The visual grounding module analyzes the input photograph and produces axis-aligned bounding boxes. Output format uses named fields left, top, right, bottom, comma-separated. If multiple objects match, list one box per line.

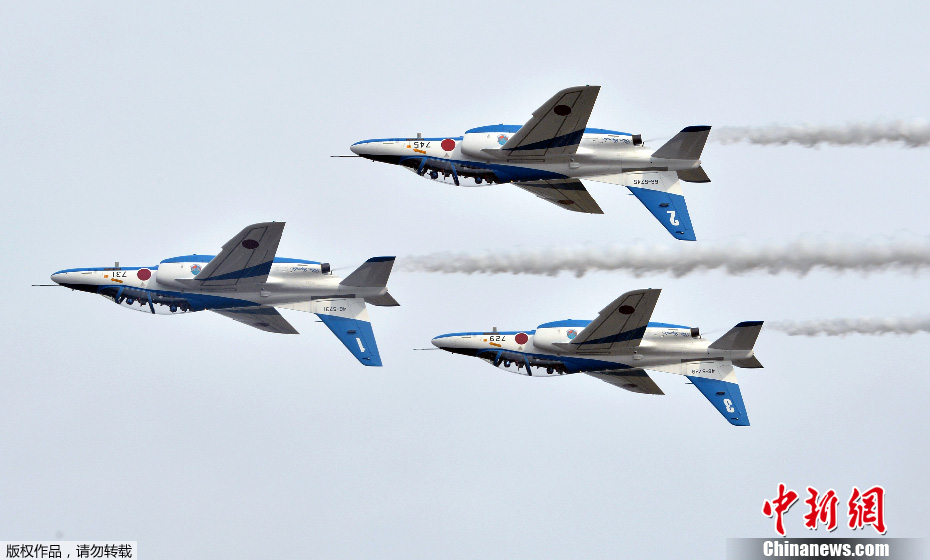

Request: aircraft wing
left=566, top=289, right=662, bottom=354
left=500, top=85, right=600, bottom=157
left=585, top=368, right=665, bottom=395
left=212, top=306, right=299, bottom=334
left=185, top=222, right=286, bottom=287
left=513, top=179, right=604, bottom=214
left=311, top=298, right=382, bottom=367
left=624, top=172, right=696, bottom=241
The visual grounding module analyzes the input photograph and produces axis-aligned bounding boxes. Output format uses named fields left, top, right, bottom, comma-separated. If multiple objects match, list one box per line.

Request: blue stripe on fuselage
left=474, top=347, right=632, bottom=373
left=204, top=261, right=274, bottom=281
left=433, top=330, right=536, bottom=339
left=399, top=156, right=568, bottom=183
left=535, top=320, right=691, bottom=329
left=465, top=125, right=632, bottom=136
left=352, top=136, right=463, bottom=146
left=54, top=265, right=159, bottom=274
left=505, top=129, right=585, bottom=152
left=160, top=255, right=320, bottom=265
left=92, top=284, right=257, bottom=312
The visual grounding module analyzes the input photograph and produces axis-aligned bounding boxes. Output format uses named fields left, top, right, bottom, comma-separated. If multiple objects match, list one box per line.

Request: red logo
left=803, top=487, right=839, bottom=532
left=762, top=483, right=799, bottom=537
left=514, top=332, right=529, bottom=345
left=136, top=268, right=152, bottom=281
left=848, top=486, right=886, bottom=534
left=440, top=139, right=456, bottom=152
left=763, top=484, right=886, bottom=536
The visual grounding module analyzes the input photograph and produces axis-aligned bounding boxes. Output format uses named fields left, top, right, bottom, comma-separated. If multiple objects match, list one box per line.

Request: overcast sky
left=2, top=2, right=928, bottom=558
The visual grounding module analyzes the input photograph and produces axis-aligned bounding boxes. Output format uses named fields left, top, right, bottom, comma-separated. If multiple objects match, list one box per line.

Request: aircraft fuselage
left=431, top=321, right=754, bottom=377
left=51, top=256, right=389, bottom=314
left=351, top=126, right=702, bottom=186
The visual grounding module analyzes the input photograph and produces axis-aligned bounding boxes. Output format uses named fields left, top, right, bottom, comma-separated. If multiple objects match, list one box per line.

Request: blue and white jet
left=351, top=86, right=711, bottom=241
left=50, top=222, right=397, bottom=366
left=431, top=289, right=763, bottom=425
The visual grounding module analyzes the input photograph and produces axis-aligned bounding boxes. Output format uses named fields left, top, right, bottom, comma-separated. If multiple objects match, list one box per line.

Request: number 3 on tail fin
left=667, top=210, right=679, bottom=226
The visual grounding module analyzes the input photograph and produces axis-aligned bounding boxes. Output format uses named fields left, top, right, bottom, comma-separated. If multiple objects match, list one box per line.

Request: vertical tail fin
left=709, top=321, right=763, bottom=351
left=709, top=321, right=764, bottom=368
left=341, top=256, right=396, bottom=288
left=652, top=126, right=711, bottom=160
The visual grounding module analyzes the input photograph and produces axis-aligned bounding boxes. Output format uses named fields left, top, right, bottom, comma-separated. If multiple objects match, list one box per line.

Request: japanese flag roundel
left=515, top=332, right=529, bottom=345
left=441, top=138, right=456, bottom=152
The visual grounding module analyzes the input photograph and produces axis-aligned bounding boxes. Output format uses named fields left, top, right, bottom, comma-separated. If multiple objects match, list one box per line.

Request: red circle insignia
left=515, top=332, right=529, bottom=345
left=136, top=268, right=152, bottom=281
left=440, top=138, right=456, bottom=152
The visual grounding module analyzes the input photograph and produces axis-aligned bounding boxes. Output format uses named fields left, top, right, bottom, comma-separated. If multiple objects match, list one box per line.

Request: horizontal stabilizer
left=585, top=368, right=665, bottom=395
left=688, top=375, right=750, bottom=426
left=677, top=166, right=711, bottom=183
left=652, top=126, right=711, bottom=160
left=733, top=355, right=764, bottom=368
left=514, top=179, right=604, bottom=214
left=212, top=306, right=299, bottom=334
left=341, top=256, right=396, bottom=288
left=365, top=292, right=400, bottom=307
left=710, top=321, right=764, bottom=351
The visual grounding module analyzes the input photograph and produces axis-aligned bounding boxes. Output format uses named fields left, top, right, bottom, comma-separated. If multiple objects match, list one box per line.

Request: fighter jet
left=49, top=222, right=398, bottom=366
left=351, top=86, right=710, bottom=241
left=431, top=289, right=763, bottom=425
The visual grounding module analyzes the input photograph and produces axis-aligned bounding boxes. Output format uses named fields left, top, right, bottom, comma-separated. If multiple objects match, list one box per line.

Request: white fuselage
left=431, top=323, right=754, bottom=377
left=351, top=127, right=701, bottom=186
left=51, top=256, right=389, bottom=314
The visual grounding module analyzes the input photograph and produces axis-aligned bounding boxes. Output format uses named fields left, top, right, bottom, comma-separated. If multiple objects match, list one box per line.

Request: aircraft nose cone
left=350, top=143, right=363, bottom=155
left=50, top=272, right=64, bottom=284
left=430, top=337, right=443, bottom=349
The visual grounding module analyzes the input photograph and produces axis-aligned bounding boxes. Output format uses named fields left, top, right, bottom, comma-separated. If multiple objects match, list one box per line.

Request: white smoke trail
left=402, top=236, right=930, bottom=278
left=769, top=316, right=930, bottom=337
left=713, top=120, right=930, bottom=148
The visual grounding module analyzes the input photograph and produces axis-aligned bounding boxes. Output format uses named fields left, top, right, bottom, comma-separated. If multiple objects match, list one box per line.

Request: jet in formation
left=351, top=85, right=711, bottom=241
left=431, top=289, right=763, bottom=425
left=49, top=222, right=397, bottom=366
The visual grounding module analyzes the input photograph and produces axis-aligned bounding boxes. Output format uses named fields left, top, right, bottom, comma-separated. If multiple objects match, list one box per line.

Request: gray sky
left=2, top=1, right=928, bottom=558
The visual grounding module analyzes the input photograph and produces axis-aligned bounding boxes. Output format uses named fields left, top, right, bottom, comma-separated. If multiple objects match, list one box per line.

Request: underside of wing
left=212, top=306, right=299, bottom=334
left=514, top=179, right=604, bottom=214
left=188, top=222, right=286, bottom=287
left=585, top=369, right=665, bottom=395
left=569, top=289, right=662, bottom=354
left=500, top=85, right=600, bottom=157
